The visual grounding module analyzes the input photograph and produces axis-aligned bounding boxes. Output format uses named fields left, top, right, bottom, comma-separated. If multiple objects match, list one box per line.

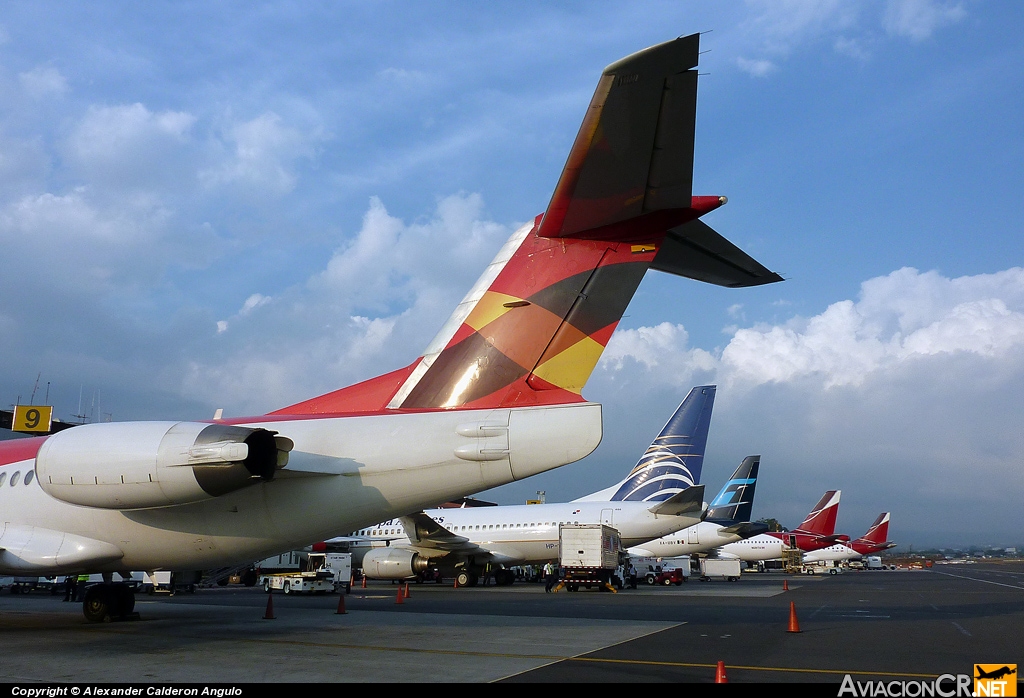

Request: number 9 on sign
left=12, top=405, right=53, bottom=433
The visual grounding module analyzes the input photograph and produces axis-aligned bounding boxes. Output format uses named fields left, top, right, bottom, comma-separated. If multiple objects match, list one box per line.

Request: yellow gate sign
left=12, top=405, right=53, bottom=433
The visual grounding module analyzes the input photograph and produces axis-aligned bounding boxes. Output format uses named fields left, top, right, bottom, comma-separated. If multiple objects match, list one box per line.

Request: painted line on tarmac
left=933, top=571, right=1024, bottom=590
left=950, top=622, right=971, bottom=636
left=564, top=657, right=939, bottom=679
left=495, top=622, right=687, bottom=681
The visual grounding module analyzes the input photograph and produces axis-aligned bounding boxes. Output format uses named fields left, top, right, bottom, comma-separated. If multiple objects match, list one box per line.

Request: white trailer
left=699, top=558, right=742, bottom=582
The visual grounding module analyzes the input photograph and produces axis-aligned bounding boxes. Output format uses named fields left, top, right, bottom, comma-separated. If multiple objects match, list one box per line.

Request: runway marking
left=950, top=622, right=971, bottom=637
left=495, top=622, right=686, bottom=681
left=809, top=604, right=827, bottom=618
left=934, top=571, right=1024, bottom=590
left=563, top=657, right=941, bottom=679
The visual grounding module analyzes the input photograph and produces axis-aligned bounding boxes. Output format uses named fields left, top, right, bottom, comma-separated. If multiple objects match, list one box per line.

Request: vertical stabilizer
left=577, top=385, right=716, bottom=502
left=705, top=455, right=760, bottom=523
left=794, top=490, right=841, bottom=536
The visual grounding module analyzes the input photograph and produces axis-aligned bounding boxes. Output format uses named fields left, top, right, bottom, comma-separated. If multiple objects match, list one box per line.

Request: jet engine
left=361, top=547, right=429, bottom=579
left=36, top=421, right=293, bottom=510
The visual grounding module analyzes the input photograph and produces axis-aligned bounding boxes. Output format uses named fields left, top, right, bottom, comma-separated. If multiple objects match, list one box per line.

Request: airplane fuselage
left=0, top=403, right=601, bottom=574
left=626, top=520, right=744, bottom=558
left=346, top=499, right=702, bottom=566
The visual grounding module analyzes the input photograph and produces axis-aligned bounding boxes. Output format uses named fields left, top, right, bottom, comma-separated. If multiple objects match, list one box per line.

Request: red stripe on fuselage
left=0, top=436, right=45, bottom=467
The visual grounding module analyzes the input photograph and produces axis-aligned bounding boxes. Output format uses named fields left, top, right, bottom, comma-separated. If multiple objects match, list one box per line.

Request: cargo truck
left=557, top=524, right=622, bottom=592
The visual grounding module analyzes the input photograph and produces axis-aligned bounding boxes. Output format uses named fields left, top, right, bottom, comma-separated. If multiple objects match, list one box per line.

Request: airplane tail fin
left=272, top=35, right=779, bottom=416
left=577, top=385, right=716, bottom=502
left=705, top=455, right=760, bottom=523
left=852, top=512, right=895, bottom=553
left=794, top=490, right=841, bottom=536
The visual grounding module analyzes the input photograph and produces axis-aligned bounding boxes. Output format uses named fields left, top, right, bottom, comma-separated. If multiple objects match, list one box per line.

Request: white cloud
left=63, top=103, right=196, bottom=187
left=200, top=112, right=315, bottom=196
left=19, top=65, right=67, bottom=98
left=736, top=56, right=777, bottom=78
left=604, top=267, right=1024, bottom=390
left=883, top=0, right=967, bottom=41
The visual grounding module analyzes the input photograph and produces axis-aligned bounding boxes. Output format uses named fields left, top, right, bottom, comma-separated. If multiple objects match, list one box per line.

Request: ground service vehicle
left=261, top=553, right=338, bottom=594
left=559, top=524, right=622, bottom=591
left=699, top=558, right=741, bottom=582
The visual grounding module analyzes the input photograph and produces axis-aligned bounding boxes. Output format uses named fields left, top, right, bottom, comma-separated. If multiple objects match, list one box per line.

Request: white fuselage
left=626, top=520, right=745, bottom=558
left=0, top=403, right=601, bottom=575
left=713, top=534, right=787, bottom=562
left=802, top=544, right=860, bottom=564
left=349, top=499, right=702, bottom=566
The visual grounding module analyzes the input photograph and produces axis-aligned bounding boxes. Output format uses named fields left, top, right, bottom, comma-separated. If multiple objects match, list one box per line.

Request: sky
left=1, top=1, right=1022, bottom=548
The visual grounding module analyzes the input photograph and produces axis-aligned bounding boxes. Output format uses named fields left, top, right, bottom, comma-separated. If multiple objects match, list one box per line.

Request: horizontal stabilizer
left=718, top=521, right=770, bottom=538
left=651, top=219, right=784, bottom=288
left=648, top=483, right=705, bottom=517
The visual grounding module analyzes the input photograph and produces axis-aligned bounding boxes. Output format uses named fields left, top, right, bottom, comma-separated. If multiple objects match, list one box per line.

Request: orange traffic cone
left=715, top=661, right=728, bottom=683
left=361, top=576, right=367, bottom=589
left=336, top=593, right=347, bottom=615
left=395, top=586, right=404, bottom=605
left=453, top=577, right=459, bottom=588
left=783, top=579, right=789, bottom=591
left=787, top=601, right=801, bottom=633
left=404, top=582, right=410, bottom=599
left=263, top=593, right=275, bottom=620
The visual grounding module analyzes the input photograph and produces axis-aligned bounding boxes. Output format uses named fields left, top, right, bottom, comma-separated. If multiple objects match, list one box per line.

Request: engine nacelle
left=361, top=547, right=429, bottom=579
left=36, top=421, right=292, bottom=510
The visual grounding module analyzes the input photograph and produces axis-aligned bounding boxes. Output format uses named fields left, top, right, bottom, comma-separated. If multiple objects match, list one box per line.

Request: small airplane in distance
left=334, top=385, right=716, bottom=587
left=0, top=33, right=782, bottom=621
left=802, top=512, right=896, bottom=564
left=625, top=454, right=768, bottom=558
left=709, top=490, right=844, bottom=562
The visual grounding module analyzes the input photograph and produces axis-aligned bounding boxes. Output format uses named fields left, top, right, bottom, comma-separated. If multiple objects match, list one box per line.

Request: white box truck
left=558, top=524, right=622, bottom=591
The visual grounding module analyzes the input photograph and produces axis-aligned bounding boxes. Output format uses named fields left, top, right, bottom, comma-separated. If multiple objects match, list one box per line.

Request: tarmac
left=0, top=562, right=1021, bottom=684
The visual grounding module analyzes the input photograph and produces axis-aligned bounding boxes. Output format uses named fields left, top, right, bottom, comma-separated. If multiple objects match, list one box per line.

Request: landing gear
left=455, top=570, right=479, bottom=587
left=82, top=583, right=136, bottom=622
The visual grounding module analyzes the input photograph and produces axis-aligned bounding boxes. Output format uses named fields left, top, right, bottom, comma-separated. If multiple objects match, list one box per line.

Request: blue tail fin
left=705, top=455, right=760, bottom=524
left=604, top=385, right=716, bottom=502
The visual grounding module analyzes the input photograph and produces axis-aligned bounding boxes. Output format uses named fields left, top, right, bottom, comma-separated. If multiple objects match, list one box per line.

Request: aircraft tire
left=82, top=586, right=112, bottom=623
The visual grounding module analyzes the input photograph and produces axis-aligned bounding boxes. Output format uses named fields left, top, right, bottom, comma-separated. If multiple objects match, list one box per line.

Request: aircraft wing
left=398, top=513, right=492, bottom=557
left=647, top=484, right=706, bottom=517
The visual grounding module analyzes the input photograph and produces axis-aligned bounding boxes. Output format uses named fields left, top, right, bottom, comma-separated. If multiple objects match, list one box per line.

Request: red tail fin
left=794, top=490, right=841, bottom=536
left=270, top=34, right=780, bottom=416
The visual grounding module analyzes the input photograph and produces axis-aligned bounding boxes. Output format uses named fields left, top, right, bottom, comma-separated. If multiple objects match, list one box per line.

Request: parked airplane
left=344, top=386, right=716, bottom=586
left=0, top=34, right=782, bottom=620
left=802, top=512, right=896, bottom=564
left=626, top=455, right=768, bottom=558
left=710, top=490, right=844, bottom=562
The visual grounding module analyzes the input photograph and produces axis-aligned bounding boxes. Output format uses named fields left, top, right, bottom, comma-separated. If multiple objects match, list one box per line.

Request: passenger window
left=0, top=472, right=6, bottom=486
left=24, top=471, right=34, bottom=486
left=10, top=471, right=20, bottom=486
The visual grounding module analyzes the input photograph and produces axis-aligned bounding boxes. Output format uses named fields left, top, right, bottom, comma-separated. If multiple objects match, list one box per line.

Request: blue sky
left=2, top=1, right=1022, bottom=547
